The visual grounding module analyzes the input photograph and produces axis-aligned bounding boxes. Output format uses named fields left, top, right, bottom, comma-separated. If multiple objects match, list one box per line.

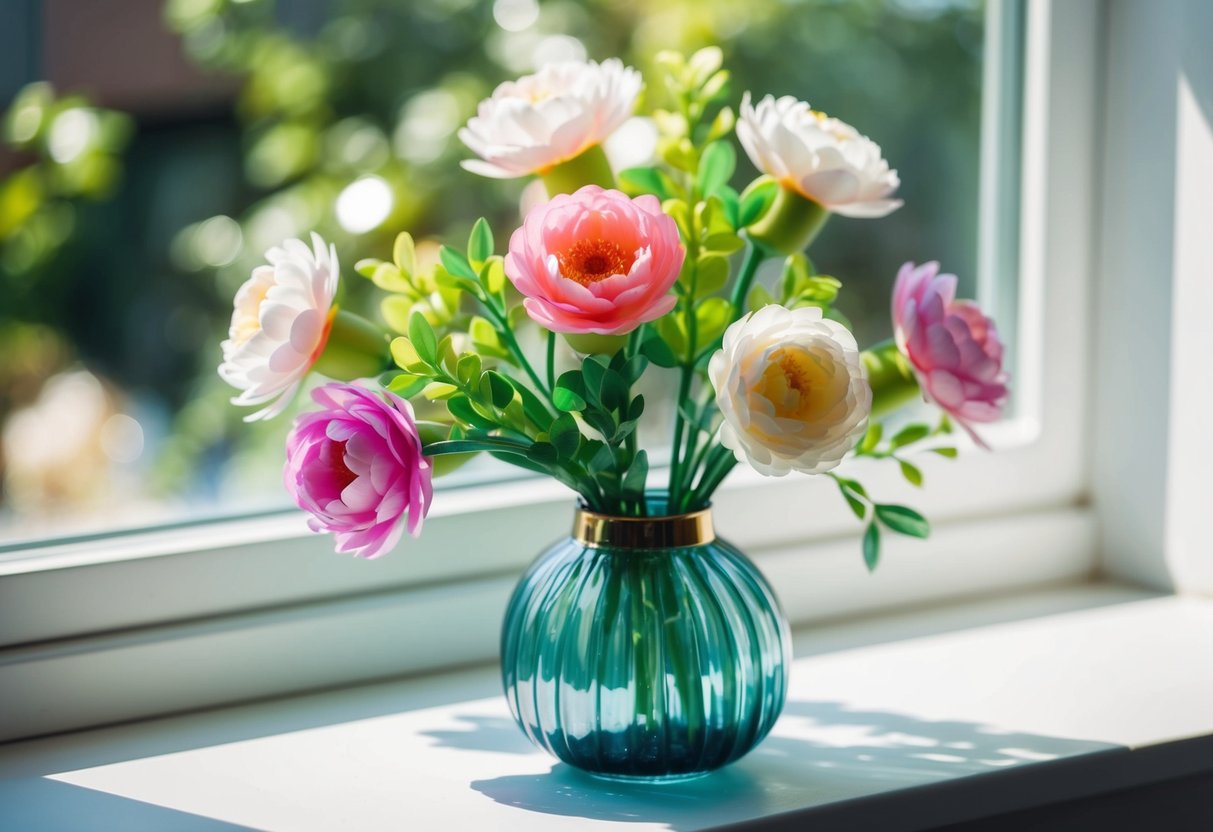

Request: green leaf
left=422, top=381, right=459, bottom=400
left=890, top=423, right=931, bottom=449
left=618, top=166, right=675, bottom=200
left=839, top=477, right=868, bottom=498
left=502, top=375, right=554, bottom=426
left=581, top=357, right=607, bottom=406
left=527, top=441, right=558, bottom=465
left=622, top=449, right=649, bottom=500
left=469, top=316, right=509, bottom=360
left=932, top=446, right=959, bottom=459
left=553, top=388, right=587, bottom=412
left=640, top=334, right=679, bottom=368
left=863, top=523, right=881, bottom=572
left=393, top=232, right=416, bottom=277
left=599, top=368, right=629, bottom=412
left=704, top=105, right=735, bottom=143
left=408, top=312, right=438, bottom=364
left=843, top=491, right=868, bottom=521
left=739, top=176, right=779, bottom=227
left=482, top=370, right=516, bottom=409
left=439, top=245, right=478, bottom=282
left=481, top=257, right=506, bottom=295
left=554, top=370, right=587, bottom=412
left=899, top=459, right=924, bottom=487
left=370, top=262, right=411, bottom=293
left=468, top=218, right=493, bottom=268
left=355, top=258, right=383, bottom=279
left=582, top=407, right=618, bottom=443
left=380, top=295, right=414, bottom=335
left=694, top=297, right=732, bottom=351
left=553, top=390, right=584, bottom=414
left=662, top=198, right=692, bottom=241
left=697, top=140, right=736, bottom=197
left=386, top=373, right=427, bottom=398
left=875, top=504, right=930, bottom=538
left=433, top=265, right=479, bottom=295
left=702, top=230, right=745, bottom=254
left=390, top=337, right=428, bottom=373
left=425, top=438, right=527, bottom=456
left=695, top=253, right=729, bottom=297
left=746, top=282, right=776, bottom=313
left=549, top=413, right=582, bottom=459
left=628, top=394, right=646, bottom=422
left=455, top=353, right=482, bottom=386
left=445, top=396, right=498, bottom=430
left=858, top=422, right=883, bottom=454
left=587, top=442, right=616, bottom=474
left=621, top=355, right=649, bottom=385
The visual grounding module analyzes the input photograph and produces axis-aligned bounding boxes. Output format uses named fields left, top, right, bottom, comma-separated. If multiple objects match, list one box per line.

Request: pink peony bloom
left=285, top=382, right=433, bottom=558
left=892, top=261, right=1009, bottom=447
left=504, top=185, right=685, bottom=336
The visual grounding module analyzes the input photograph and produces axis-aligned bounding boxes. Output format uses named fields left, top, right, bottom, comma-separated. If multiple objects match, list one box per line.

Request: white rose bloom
left=737, top=93, right=902, bottom=219
left=708, top=305, right=871, bottom=476
left=219, top=233, right=339, bottom=422
left=459, top=58, right=642, bottom=179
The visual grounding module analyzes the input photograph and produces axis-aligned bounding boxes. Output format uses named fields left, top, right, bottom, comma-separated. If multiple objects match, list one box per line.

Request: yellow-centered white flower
left=737, top=93, right=902, bottom=218
left=459, top=58, right=642, bottom=179
left=219, top=233, right=339, bottom=422
left=709, top=305, right=871, bottom=476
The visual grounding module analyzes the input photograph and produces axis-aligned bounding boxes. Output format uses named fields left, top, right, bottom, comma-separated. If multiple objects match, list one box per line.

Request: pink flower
left=892, top=262, right=1009, bottom=447
left=285, top=382, right=433, bottom=558
left=504, top=185, right=685, bottom=335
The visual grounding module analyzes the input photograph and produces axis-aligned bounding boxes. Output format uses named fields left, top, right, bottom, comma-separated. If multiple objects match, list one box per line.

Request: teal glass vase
left=500, top=498, right=791, bottom=782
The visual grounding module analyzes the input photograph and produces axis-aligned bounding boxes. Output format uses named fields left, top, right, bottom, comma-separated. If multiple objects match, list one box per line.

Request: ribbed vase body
left=500, top=509, right=791, bottom=781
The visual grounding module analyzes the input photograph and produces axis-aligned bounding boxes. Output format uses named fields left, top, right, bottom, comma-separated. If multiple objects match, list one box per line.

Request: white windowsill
left=2, top=582, right=1211, bottom=831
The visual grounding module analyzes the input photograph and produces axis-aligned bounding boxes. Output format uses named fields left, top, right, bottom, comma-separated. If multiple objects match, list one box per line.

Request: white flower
left=708, top=305, right=871, bottom=476
left=218, top=233, right=339, bottom=422
left=459, top=58, right=642, bottom=179
left=737, top=93, right=902, bottom=219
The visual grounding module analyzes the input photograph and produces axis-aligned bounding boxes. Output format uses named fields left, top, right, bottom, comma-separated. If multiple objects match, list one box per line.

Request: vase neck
left=572, top=505, right=715, bottom=550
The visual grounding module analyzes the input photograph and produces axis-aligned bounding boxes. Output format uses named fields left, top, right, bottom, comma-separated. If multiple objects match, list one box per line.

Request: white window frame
left=0, top=0, right=1112, bottom=741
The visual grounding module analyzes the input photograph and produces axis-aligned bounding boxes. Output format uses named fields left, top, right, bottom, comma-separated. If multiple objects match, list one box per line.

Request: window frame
left=0, top=0, right=1108, bottom=742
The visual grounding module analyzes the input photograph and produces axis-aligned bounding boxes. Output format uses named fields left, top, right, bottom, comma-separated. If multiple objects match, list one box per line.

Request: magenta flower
left=892, top=261, right=1009, bottom=447
left=504, top=185, right=685, bottom=336
left=285, top=382, right=433, bottom=558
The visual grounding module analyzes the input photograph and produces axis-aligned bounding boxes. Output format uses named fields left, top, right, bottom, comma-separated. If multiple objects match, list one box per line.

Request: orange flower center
left=557, top=239, right=635, bottom=286
left=755, top=347, right=835, bottom=421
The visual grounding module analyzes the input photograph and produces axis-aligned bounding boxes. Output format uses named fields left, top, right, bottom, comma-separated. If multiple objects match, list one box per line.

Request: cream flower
left=737, top=93, right=902, bottom=218
left=459, top=58, right=642, bottom=179
left=219, top=233, right=339, bottom=421
left=709, top=305, right=871, bottom=476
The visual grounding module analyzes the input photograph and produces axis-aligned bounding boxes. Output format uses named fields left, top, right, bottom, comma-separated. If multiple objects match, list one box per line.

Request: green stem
left=693, top=448, right=737, bottom=505
left=545, top=329, right=556, bottom=393
left=667, top=359, right=694, bottom=506
left=728, top=240, right=767, bottom=322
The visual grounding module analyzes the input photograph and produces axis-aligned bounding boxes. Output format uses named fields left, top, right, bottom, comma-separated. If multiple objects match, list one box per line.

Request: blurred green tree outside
left=0, top=0, right=985, bottom=542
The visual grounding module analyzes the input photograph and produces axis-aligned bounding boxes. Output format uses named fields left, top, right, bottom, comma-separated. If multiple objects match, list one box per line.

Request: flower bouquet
left=220, top=49, right=1008, bottom=781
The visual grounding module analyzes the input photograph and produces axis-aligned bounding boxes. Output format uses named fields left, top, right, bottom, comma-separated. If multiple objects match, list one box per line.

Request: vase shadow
left=445, top=699, right=1120, bottom=830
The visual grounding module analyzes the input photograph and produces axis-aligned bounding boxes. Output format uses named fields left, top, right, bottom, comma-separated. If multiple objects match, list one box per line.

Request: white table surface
left=2, top=583, right=1211, bottom=831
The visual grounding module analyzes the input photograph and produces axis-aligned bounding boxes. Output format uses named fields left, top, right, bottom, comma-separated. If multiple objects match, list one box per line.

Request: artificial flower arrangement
left=219, top=50, right=1007, bottom=565
left=219, top=48, right=1008, bottom=780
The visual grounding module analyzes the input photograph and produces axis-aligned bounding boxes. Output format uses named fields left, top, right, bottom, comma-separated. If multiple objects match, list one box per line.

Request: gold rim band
left=573, top=506, right=715, bottom=549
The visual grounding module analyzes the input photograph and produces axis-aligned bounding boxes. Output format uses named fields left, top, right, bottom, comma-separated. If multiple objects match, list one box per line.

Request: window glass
left=0, top=0, right=987, bottom=545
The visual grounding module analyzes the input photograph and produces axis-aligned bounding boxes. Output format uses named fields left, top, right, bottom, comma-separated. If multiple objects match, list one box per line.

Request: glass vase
left=500, top=497, right=792, bottom=782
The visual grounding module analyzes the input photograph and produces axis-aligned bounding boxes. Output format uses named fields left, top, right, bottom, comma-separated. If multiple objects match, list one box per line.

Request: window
left=0, top=0, right=1113, bottom=742
left=2, top=0, right=989, bottom=545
